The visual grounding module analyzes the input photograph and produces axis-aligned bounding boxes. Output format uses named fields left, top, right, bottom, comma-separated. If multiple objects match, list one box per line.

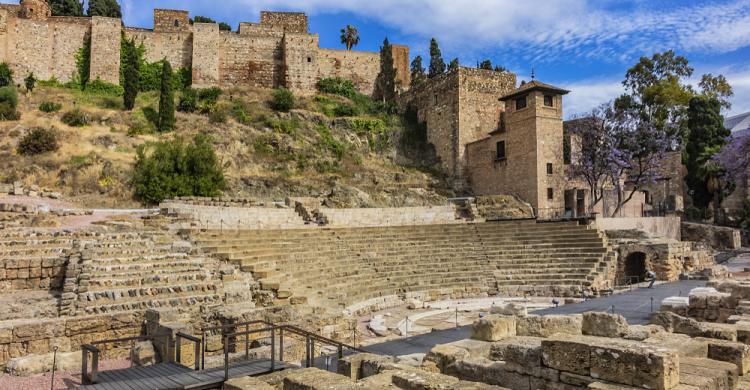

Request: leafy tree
left=448, top=58, right=459, bottom=72
left=132, top=135, right=226, bottom=204
left=158, top=61, right=175, bottom=132
left=478, top=60, right=493, bottom=70
left=0, top=62, right=12, bottom=87
left=0, top=86, right=20, bottom=120
left=374, top=38, right=397, bottom=102
left=428, top=38, right=446, bottom=78
left=684, top=96, right=729, bottom=209
left=340, top=25, right=360, bottom=51
left=122, top=37, right=140, bottom=110
left=24, top=72, right=36, bottom=93
left=494, top=65, right=507, bottom=72
left=699, top=74, right=734, bottom=110
left=317, top=77, right=356, bottom=98
left=87, top=0, right=122, bottom=18
left=50, top=0, right=84, bottom=16
left=410, top=55, right=426, bottom=88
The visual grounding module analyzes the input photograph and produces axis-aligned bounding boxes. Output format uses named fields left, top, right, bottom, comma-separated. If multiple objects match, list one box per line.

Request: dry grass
left=0, top=86, right=453, bottom=208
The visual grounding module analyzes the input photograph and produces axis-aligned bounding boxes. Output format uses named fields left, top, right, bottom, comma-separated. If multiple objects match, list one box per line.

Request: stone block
left=590, top=341, right=679, bottom=390
left=643, top=333, right=708, bottom=359
left=424, top=344, right=470, bottom=377
left=130, top=341, right=157, bottom=366
left=623, top=325, right=665, bottom=341
left=6, top=353, right=53, bottom=376
left=699, top=338, right=750, bottom=374
left=490, top=303, right=528, bottom=317
left=282, top=367, right=353, bottom=389
left=516, top=315, right=582, bottom=338
left=681, top=357, right=738, bottom=390
left=488, top=337, right=543, bottom=366
left=471, top=316, right=516, bottom=342
left=582, top=312, right=629, bottom=338
left=391, top=366, right=509, bottom=390
left=540, top=336, right=591, bottom=376
left=338, top=353, right=394, bottom=380
left=224, top=376, right=275, bottom=390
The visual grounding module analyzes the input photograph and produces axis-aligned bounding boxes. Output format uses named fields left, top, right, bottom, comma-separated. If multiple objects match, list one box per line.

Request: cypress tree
left=374, top=38, right=396, bottom=102
left=88, top=0, right=122, bottom=18
left=122, top=38, right=140, bottom=110
left=158, top=61, right=175, bottom=132
left=428, top=38, right=446, bottom=78
left=448, top=58, right=459, bottom=72
left=685, top=96, right=729, bottom=208
left=50, top=0, right=84, bottom=17
left=410, top=55, right=426, bottom=88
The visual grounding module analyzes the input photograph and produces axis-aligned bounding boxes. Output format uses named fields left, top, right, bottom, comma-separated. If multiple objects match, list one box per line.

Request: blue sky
left=21, top=0, right=750, bottom=117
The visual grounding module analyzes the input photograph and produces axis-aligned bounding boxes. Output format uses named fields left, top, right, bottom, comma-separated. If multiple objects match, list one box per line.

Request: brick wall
left=318, top=49, right=379, bottom=95
left=124, top=28, right=193, bottom=69
left=89, top=16, right=121, bottom=84
left=219, top=30, right=284, bottom=89
left=191, top=23, right=220, bottom=87
left=260, top=11, right=308, bottom=33
left=0, top=256, right=66, bottom=291
left=283, top=33, right=319, bottom=94
left=154, top=9, right=190, bottom=33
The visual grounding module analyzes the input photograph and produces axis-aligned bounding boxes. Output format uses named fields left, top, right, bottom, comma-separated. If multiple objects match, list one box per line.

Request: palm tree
left=340, top=25, right=360, bottom=51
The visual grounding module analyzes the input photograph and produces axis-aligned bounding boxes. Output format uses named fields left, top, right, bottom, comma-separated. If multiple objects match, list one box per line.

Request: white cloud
left=202, top=0, right=750, bottom=63
left=561, top=79, right=624, bottom=119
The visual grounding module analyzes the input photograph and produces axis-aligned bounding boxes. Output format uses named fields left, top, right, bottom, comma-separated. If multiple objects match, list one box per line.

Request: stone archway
left=624, top=252, right=647, bottom=284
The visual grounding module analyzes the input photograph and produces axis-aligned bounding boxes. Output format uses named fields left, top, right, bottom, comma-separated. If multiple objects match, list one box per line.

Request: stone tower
left=20, top=0, right=51, bottom=20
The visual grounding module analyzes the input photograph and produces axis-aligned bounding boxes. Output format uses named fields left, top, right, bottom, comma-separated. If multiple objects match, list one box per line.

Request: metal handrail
left=175, top=332, right=202, bottom=371
left=200, top=320, right=274, bottom=369
left=81, top=334, right=171, bottom=385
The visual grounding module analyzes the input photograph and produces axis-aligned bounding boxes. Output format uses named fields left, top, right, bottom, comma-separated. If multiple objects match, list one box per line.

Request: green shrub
left=85, top=78, right=124, bottom=96
left=138, top=60, right=190, bottom=92
left=315, top=160, right=342, bottom=174
left=230, top=101, right=252, bottom=124
left=68, top=153, right=96, bottom=169
left=0, top=87, right=19, bottom=120
left=132, top=134, right=226, bottom=204
left=127, top=109, right=156, bottom=136
left=316, top=124, right=346, bottom=159
left=178, top=88, right=198, bottom=112
left=24, top=72, right=36, bottom=92
left=61, top=109, right=90, bottom=127
left=317, top=78, right=356, bottom=98
left=37, top=77, right=64, bottom=88
left=349, top=118, right=390, bottom=151
left=141, top=107, right=160, bottom=127
left=18, top=127, right=59, bottom=155
left=270, top=88, right=295, bottom=112
left=253, top=135, right=274, bottom=155
left=208, top=105, right=227, bottom=124
left=197, top=87, right=222, bottom=104
left=265, top=117, right=299, bottom=136
left=333, top=103, right=358, bottom=117
left=39, top=101, right=62, bottom=113
left=96, top=97, right=123, bottom=110
left=0, top=62, right=13, bottom=87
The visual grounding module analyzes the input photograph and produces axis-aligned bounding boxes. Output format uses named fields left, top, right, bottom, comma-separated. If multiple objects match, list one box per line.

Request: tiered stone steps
left=193, top=220, right=613, bottom=308
left=77, top=232, right=222, bottom=315
left=0, top=230, right=75, bottom=292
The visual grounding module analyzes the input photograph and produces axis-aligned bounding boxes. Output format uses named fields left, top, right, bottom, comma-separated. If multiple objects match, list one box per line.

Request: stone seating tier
left=193, top=220, right=612, bottom=308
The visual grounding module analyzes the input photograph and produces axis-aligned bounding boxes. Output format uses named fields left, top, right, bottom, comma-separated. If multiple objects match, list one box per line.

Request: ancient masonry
left=0, top=2, right=410, bottom=95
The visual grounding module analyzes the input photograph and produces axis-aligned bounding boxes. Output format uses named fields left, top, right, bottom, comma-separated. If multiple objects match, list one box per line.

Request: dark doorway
left=624, top=252, right=647, bottom=284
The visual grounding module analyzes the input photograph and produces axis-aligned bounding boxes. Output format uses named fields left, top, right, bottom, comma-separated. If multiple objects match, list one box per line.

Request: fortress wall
left=89, top=16, right=121, bottom=84
left=400, top=70, right=462, bottom=178
left=260, top=11, right=308, bottom=33
left=283, top=33, right=319, bottom=94
left=125, top=28, right=193, bottom=69
left=391, top=44, right=410, bottom=90
left=318, top=48, right=379, bottom=95
left=219, top=30, right=284, bottom=89
left=191, top=23, right=220, bottom=87
left=50, top=19, right=89, bottom=81
left=8, top=17, right=52, bottom=81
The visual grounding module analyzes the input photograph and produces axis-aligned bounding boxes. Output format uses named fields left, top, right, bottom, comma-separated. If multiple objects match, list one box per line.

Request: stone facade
left=465, top=81, right=568, bottom=217
left=400, top=68, right=517, bottom=188
left=0, top=5, right=409, bottom=95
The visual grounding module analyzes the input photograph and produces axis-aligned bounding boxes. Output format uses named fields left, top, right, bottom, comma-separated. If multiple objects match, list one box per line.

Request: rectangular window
left=434, top=95, right=438, bottom=105
left=544, top=95, right=554, bottom=107
left=547, top=163, right=553, bottom=175
left=495, top=141, right=506, bottom=161
left=515, top=96, right=527, bottom=110
left=547, top=188, right=554, bottom=200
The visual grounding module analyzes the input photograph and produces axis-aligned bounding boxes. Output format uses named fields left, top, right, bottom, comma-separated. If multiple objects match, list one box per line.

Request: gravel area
left=0, top=359, right=131, bottom=390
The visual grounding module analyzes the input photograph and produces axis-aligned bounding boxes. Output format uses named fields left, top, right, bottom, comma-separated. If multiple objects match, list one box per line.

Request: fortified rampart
left=0, top=5, right=409, bottom=95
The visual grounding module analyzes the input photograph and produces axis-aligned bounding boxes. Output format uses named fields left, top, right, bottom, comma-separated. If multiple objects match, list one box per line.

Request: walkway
left=364, top=280, right=706, bottom=356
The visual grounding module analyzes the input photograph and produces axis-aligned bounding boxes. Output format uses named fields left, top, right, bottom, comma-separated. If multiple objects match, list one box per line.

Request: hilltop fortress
left=0, top=1, right=410, bottom=94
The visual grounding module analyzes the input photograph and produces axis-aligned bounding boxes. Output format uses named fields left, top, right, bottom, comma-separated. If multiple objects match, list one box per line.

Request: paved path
left=363, top=280, right=706, bottom=356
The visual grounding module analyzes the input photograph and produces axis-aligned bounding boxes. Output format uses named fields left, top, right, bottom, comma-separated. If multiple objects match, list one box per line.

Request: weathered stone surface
left=283, top=367, right=354, bottom=389
left=424, top=344, right=470, bottom=377
left=516, top=315, right=582, bottom=338
left=130, top=341, right=157, bottom=367
left=471, top=316, right=516, bottom=342
left=643, top=333, right=708, bottom=359
left=681, top=357, right=738, bottom=390
left=540, top=337, right=591, bottom=376
left=224, top=376, right=275, bottom=390
left=6, top=353, right=53, bottom=376
left=490, top=303, right=528, bottom=317
left=698, top=338, right=750, bottom=374
left=391, top=367, right=509, bottom=390
left=623, top=325, right=665, bottom=341
left=338, top=353, right=394, bottom=380
left=582, top=312, right=628, bottom=338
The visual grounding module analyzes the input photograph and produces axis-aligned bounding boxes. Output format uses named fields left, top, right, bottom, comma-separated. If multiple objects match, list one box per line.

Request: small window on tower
left=544, top=95, right=554, bottom=107
left=547, top=188, right=554, bottom=200
left=495, top=141, right=506, bottom=161
left=174, top=19, right=180, bottom=27
left=547, top=163, right=553, bottom=175
left=516, top=96, right=527, bottom=110
left=307, top=57, right=312, bottom=63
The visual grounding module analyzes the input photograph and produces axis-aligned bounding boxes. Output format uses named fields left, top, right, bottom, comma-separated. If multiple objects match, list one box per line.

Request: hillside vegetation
left=0, top=82, right=452, bottom=208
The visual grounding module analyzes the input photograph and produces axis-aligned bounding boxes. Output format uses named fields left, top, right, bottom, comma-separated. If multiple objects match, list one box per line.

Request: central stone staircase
left=192, top=220, right=614, bottom=309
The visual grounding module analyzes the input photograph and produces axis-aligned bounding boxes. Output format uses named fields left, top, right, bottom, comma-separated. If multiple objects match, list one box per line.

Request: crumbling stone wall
left=615, top=240, right=714, bottom=283
left=682, top=222, right=742, bottom=250
left=318, top=49, right=379, bottom=95
left=153, top=9, right=190, bottom=33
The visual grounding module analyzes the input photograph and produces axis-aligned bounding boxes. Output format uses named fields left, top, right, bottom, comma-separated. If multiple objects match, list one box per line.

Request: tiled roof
left=499, top=80, right=570, bottom=101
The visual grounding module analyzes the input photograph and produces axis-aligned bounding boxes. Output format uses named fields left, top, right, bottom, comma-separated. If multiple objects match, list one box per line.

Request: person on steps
left=646, top=270, right=657, bottom=288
